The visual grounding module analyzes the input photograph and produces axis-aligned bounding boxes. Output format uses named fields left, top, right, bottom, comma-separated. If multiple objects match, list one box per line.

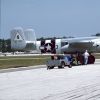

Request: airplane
left=10, top=27, right=100, bottom=64
left=10, top=27, right=100, bottom=54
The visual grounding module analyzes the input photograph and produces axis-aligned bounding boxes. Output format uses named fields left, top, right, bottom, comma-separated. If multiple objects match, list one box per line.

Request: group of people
left=76, top=50, right=90, bottom=65
left=65, top=50, right=90, bottom=65
left=52, top=49, right=90, bottom=66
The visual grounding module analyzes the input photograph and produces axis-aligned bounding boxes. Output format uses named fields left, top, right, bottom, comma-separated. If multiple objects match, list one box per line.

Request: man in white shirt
left=83, top=50, right=90, bottom=65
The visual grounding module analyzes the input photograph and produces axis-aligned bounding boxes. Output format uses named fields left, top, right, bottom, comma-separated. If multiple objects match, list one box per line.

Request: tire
left=47, top=66, right=50, bottom=70
left=58, top=62, right=65, bottom=68
left=68, top=64, right=72, bottom=68
left=48, top=66, right=54, bottom=69
left=61, top=62, right=65, bottom=68
left=51, top=66, right=54, bottom=69
left=58, top=66, right=62, bottom=68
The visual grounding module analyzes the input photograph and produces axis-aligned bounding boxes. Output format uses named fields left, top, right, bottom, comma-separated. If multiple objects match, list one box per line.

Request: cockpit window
left=61, top=42, right=68, bottom=47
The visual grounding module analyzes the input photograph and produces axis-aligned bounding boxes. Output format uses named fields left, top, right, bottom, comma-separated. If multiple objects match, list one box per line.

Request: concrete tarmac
left=0, top=59, right=100, bottom=100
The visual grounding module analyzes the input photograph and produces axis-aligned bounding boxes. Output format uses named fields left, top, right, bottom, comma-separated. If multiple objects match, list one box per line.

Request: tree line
left=0, top=39, right=12, bottom=52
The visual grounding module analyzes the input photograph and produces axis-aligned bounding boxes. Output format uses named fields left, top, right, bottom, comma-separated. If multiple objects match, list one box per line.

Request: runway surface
left=0, top=59, right=100, bottom=100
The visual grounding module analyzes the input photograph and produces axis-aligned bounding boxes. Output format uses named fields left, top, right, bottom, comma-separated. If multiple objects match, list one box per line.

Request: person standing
left=83, top=50, right=89, bottom=65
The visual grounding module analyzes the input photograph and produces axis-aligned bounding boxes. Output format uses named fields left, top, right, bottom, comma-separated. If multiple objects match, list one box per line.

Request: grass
left=0, top=55, right=50, bottom=69
left=0, top=55, right=49, bottom=59
left=0, top=53, right=100, bottom=70
left=93, top=53, right=100, bottom=59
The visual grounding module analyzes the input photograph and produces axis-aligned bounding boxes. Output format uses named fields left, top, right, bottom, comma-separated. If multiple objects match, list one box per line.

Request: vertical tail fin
left=24, top=29, right=36, bottom=42
left=10, top=27, right=26, bottom=50
left=24, top=29, right=37, bottom=50
left=11, top=27, right=37, bottom=51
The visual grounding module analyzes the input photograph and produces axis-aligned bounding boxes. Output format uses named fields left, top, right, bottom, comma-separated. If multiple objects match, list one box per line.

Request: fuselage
left=10, top=28, right=100, bottom=54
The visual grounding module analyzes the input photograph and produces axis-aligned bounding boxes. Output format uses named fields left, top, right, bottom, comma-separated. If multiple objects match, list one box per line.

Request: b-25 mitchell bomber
left=11, top=27, right=100, bottom=64
left=11, top=27, right=100, bottom=54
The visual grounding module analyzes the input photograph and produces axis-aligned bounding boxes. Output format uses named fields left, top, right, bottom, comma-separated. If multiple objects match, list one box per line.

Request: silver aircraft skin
left=10, top=28, right=100, bottom=54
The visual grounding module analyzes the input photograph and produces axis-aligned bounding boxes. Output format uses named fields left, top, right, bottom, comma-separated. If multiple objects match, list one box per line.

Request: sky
left=0, top=0, right=100, bottom=39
